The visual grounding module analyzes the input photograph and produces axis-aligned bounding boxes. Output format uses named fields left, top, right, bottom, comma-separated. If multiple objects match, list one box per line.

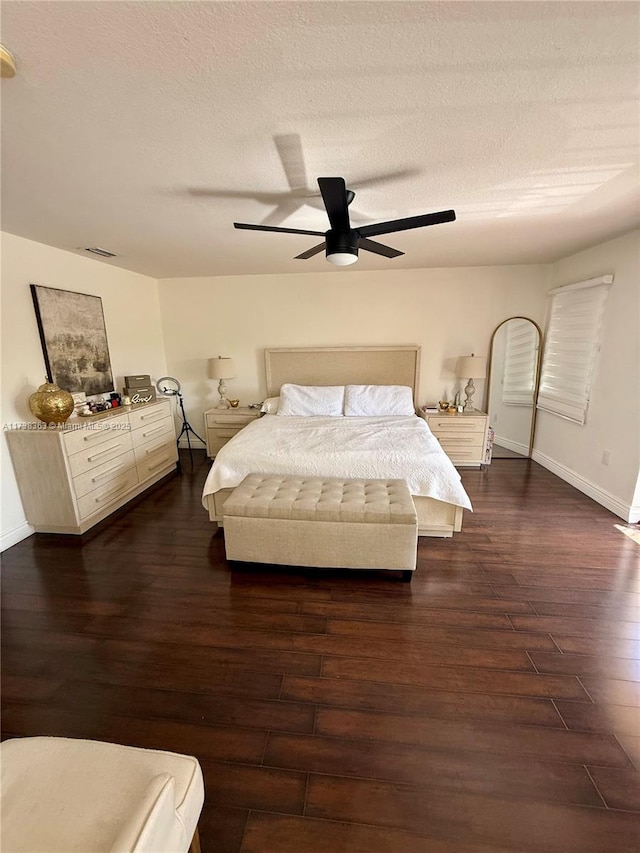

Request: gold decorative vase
left=28, top=380, right=75, bottom=424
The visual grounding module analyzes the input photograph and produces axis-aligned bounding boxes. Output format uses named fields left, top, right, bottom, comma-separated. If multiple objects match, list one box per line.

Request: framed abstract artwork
left=30, top=284, right=114, bottom=396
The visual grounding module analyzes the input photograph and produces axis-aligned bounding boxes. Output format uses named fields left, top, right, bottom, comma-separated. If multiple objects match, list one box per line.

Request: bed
left=201, top=346, right=472, bottom=537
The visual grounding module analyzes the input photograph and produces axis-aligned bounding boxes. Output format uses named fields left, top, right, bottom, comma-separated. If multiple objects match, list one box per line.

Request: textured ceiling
left=1, top=1, right=639, bottom=278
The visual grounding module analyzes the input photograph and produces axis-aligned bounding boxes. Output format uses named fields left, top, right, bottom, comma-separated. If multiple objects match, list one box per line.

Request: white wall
left=1, top=232, right=168, bottom=550
left=533, top=229, right=640, bottom=522
left=158, top=264, right=550, bottom=444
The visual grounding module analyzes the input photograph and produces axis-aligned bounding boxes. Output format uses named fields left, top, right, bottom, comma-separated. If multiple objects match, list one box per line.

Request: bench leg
left=402, top=570, right=413, bottom=583
left=189, top=825, right=202, bottom=853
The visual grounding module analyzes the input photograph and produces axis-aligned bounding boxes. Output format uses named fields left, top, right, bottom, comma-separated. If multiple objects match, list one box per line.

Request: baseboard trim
left=494, top=434, right=529, bottom=455
left=1, top=520, right=34, bottom=552
left=531, top=450, right=633, bottom=522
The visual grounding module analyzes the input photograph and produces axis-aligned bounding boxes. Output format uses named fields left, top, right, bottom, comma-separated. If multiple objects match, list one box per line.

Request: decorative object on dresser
left=122, top=374, right=156, bottom=405
left=157, top=376, right=206, bottom=464
left=208, top=357, right=235, bottom=408
left=5, top=400, right=178, bottom=534
left=456, top=354, right=487, bottom=411
left=422, top=409, right=489, bottom=468
left=1, top=43, right=17, bottom=77
left=204, top=406, right=260, bottom=458
left=30, top=284, right=114, bottom=396
left=28, top=380, right=75, bottom=424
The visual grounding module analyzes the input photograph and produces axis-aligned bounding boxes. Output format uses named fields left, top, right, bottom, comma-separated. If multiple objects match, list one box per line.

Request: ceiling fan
left=234, top=177, right=456, bottom=266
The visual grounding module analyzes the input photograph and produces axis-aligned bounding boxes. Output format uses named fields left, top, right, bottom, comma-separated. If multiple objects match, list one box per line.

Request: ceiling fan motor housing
left=325, top=228, right=359, bottom=259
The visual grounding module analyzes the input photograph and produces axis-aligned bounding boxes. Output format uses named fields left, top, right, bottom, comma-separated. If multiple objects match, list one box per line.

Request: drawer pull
left=141, top=424, right=165, bottom=439
left=139, top=411, right=164, bottom=422
left=148, top=454, right=170, bottom=471
left=83, top=430, right=112, bottom=442
left=91, top=463, right=125, bottom=483
left=87, top=443, right=122, bottom=462
left=94, top=481, right=130, bottom=504
left=145, top=441, right=170, bottom=456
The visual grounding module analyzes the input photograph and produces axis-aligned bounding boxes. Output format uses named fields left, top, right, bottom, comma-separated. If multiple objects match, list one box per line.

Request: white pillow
left=344, top=384, right=415, bottom=416
left=260, top=396, right=280, bottom=414
left=277, top=384, right=344, bottom=417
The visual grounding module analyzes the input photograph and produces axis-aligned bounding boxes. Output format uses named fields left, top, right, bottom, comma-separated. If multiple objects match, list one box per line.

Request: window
left=502, top=319, right=539, bottom=405
left=537, top=274, right=612, bottom=425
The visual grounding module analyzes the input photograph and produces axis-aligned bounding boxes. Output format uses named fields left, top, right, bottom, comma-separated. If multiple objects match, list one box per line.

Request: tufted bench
left=222, top=474, right=417, bottom=580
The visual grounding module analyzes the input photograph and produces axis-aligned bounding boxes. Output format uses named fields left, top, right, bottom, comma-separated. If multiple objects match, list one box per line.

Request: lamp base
left=216, top=379, right=230, bottom=408
left=463, top=378, right=476, bottom=412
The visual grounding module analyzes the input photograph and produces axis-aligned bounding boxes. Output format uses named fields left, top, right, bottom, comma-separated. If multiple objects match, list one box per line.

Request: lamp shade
left=208, top=357, right=235, bottom=380
left=456, top=355, right=486, bottom=379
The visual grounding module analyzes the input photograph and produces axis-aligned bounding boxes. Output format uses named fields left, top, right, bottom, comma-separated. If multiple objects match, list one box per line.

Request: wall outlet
left=602, top=449, right=611, bottom=466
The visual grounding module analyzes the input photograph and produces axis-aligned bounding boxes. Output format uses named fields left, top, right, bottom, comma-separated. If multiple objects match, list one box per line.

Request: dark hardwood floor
left=2, top=451, right=639, bottom=851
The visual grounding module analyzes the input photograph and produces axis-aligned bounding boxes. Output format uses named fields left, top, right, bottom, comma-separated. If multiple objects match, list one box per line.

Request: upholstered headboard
left=264, top=345, right=421, bottom=404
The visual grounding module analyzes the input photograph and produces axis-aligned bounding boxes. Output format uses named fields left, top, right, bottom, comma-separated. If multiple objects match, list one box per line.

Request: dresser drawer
left=445, top=447, right=483, bottom=463
left=73, top=450, right=136, bottom=500
left=206, top=430, right=238, bottom=456
left=206, top=412, right=256, bottom=428
left=438, top=435, right=485, bottom=450
left=67, top=432, right=134, bottom=478
left=134, top=433, right=176, bottom=466
left=132, top=416, right=174, bottom=448
left=427, top=416, right=486, bottom=434
left=129, top=402, right=170, bottom=431
left=77, top=467, right=138, bottom=520
left=63, top=420, right=130, bottom=456
left=137, top=441, right=178, bottom=482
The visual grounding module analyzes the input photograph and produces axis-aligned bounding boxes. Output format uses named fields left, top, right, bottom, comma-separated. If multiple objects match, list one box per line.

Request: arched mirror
left=485, top=317, right=542, bottom=459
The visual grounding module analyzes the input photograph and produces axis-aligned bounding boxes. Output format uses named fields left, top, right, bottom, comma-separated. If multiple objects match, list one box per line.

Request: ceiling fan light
left=326, top=251, right=358, bottom=266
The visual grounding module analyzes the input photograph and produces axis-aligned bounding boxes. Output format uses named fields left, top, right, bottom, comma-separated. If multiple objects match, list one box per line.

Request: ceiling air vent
left=84, top=247, right=117, bottom=258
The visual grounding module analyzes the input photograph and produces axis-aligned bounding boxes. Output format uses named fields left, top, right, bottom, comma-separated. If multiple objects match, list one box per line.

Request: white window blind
left=537, top=275, right=612, bottom=425
left=503, top=319, right=539, bottom=405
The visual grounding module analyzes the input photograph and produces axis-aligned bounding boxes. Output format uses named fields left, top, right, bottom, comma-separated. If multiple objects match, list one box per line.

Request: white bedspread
left=201, top=415, right=472, bottom=511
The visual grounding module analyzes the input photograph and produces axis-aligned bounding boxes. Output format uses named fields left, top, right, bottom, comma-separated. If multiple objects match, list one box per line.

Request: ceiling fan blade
left=234, top=222, right=325, bottom=237
left=359, top=209, right=456, bottom=239
left=295, top=242, right=326, bottom=260
left=318, top=177, right=351, bottom=232
left=359, top=238, right=404, bottom=259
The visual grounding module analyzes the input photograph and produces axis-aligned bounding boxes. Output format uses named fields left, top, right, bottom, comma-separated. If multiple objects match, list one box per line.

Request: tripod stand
left=156, top=376, right=206, bottom=469
left=174, top=391, right=206, bottom=466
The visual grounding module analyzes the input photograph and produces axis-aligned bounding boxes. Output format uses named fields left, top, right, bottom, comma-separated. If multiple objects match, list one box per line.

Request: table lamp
left=456, top=354, right=486, bottom=412
left=208, top=356, right=235, bottom=409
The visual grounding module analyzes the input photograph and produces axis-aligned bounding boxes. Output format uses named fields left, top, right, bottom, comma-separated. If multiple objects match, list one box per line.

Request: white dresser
left=422, top=410, right=489, bottom=468
left=204, top=407, right=261, bottom=457
left=5, top=400, right=178, bottom=534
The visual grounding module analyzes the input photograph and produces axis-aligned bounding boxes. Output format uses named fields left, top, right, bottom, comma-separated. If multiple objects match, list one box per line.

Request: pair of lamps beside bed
left=207, top=352, right=486, bottom=413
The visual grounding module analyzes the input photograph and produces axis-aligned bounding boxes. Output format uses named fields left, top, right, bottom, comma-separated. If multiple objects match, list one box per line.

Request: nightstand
left=422, top=410, right=489, bottom=468
left=204, top=407, right=260, bottom=457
